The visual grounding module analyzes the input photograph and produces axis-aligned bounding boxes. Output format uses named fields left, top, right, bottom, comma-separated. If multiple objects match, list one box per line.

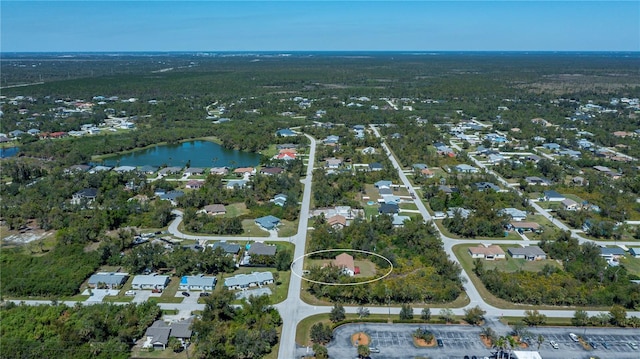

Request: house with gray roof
left=158, top=166, right=182, bottom=176
left=369, top=162, right=383, bottom=171
left=599, top=247, right=626, bottom=260
left=224, top=272, right=274, bottom=290
left=271, top=193, right=287, bottom=207
left=87, top=272, right=128, bottom=289
left=255, top=215, right=280, bottom=230
left=374, top=180, right=392, bottom=188
left=71, top=188, right=98, bottom=205
left=179, top=274, right=217, bottom=291
left=379, top=203, right=399, bottom=215
left=525, top=176, right=551, bottom=186
left=184, top=167, right=204, bottom=175
left=499, top=208, right=528, bottom=221
left=139, top=165, right=158, bottom=174
left=131, top=274, right=170, bottom=290
left=543, top=190, right=565, bottom=202
left=210, top=241, right=241, bottom=255
left=226, top=179, right=248, bottom=189
left=392, top=215, right=410, bottom=227
left=159, top=190, right=184, bottom=205
left=248, top=242, right=277, bottom=256
left=454, top=164, right=478, bottom=173
left=114, top=166, right=137, bottom=173
left=507, top=246, right=547, bottom=261
left=142, top=318, right=193, bottom=350
left=473, top=182, right=500, bottom=192
left=447, top=207, right=472, bottom=219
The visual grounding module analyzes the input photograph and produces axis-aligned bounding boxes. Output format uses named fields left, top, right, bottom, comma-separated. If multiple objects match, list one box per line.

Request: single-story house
left=210, top=167, right=229, bottom=175
left=543, top=190, right=565, bottom=202
left=276, top=128, right=297, bottom=137
left=255, top=215, right=281, bottom=230
left=334, top=253, right=356, bottom=276
left=509, top=221, right=541, bottom=232
left=275, top=152, right=297, bottom=161
left=114, top=166, right=137, bottom=173
left=542, top=143, right=561, bottom=151
left=361, top=146, right=376, bottom=155
left=66, top=164, right=92, bottom=173
left=271, top=193, right=287, bottom=207
left=158, top=166, right=182, bottom=176
left=185, top=180, right=204, bottom=189
left=508, top=246, right=547, bottom=261
left=325, top=158, right=343, bottom=169
left=525, top=176, right=551, bottom=186
left=561, top=198, right=580, bottom=211
left=226, top=179, right=248, bottom=189
left=447, top=207, right=471, bottom=219
left=599, top=247, right=626, bottom=260
left=473, top=182, right=500, bottom=192
left=179, top=274, right=217, bottom=291
left=234, top=167, right=256, bottom=176
left=369, top=162, right=383, bottom=171
left=210, top=241, right=241, bottom=255
left=139, top=165, right=158, bottom=174
left=142, top=318, right=193, bottom=350
left=421, top=168, right=435, bottom=178
left=248, top=242, right=277, bottom=256
left=392, top=214, right=410, bottom=227
left=131, top=274, right=170, bottom=290
left=323, top=135, right=340, bottom=145
left=499, top=208, right=527, bottom=221
left=203, top=204, right=226, bottom=216
left=629, top=248, right=640, bottom=258
left=224, top=272, right=274, bottom=290
left=71, top=188, right=98, bottom=205
left=379, top=203, right=399, bottom=215
left=260, top=167, right=284, bottom=175
left=87, top=272, right=129, bottom=289
left=327, top=214, right=347, bottom=229
left=184, top=167, right=204, bottom=176
left=468, top=244, right=506, bottom=260
left=374, top=180, right=392, bottom=189
left=159, top=190, right=184, bottom=205
left=454, top=164, right=479, bottom=173
left=413, top=164, right=428, bottom=170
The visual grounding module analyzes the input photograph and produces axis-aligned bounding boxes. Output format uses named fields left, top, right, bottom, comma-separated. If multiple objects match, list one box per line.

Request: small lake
left=101, top=140, right=262, bottom=168
left=0, top=147, right=19, bottom=158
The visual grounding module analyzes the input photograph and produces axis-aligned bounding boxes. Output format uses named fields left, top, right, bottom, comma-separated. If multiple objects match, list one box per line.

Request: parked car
left=628, top=342, right=638, bottom=350
left=125, top=290, right=136, bottom=296
left=182, top=291, right=190, bottom=297
left=199, top=292, right=210, bottom=297
left=569, top=333, right=579, bottom=342
left=437, top=339, right=444, bottom=347
left=369, top=347, right=380, bottom=353
left=550, top=341, right=559, bottom=349
left=589, top=341, right=597, bottom=349
left=601, top=342, right=609, bottom=349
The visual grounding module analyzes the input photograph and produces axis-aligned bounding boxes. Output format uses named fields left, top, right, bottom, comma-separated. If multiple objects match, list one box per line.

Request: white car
left=569, top=333, right=579, bottom=342
left=550, top=341, right=559, bottom=349
left=125, top=290, right=136, bottom=296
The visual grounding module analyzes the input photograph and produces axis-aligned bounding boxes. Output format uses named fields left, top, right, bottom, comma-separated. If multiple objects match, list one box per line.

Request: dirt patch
left=512, top=336, right=528, bottom=349
left=1, top=225, right=54, bottom=245
left=351, top=332, right=370, bottom=346
left=413, top=337, right=436, bottom=347
left=480, top=335, right=493, bottom=348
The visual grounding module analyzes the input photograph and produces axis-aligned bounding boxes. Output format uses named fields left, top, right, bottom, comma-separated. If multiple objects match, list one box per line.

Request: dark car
left=464, top=356, right=470, bottom=359
left=437, top=339, right=444, bottom=347
left=602, top=342, right=609, bottom=349
left=589, top=342, right=598, bottom=349
left=182, top=291, right=190, bottom=297
left=199, top=292, right=210, bottom=297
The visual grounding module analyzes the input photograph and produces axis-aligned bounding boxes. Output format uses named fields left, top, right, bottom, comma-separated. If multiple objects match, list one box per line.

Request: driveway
left=132, top=290, right=152, bottom=304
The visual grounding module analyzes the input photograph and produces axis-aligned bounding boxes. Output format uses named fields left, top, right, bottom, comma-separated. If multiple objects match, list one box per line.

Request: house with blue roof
left=179, top=274, right=217, bottom=291
left=271, top=193, right=288, bottom=207
left=255, top=215, right=281, bottom=230
left=276, top=128, right=297, bottom=137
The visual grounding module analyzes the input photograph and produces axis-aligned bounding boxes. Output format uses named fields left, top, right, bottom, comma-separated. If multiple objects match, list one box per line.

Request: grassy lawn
left=619, top=255, right=640, bottom=277
left=277, top=219, right=298, bottom=238
left=363, top=205, right=379, bottom=220
left=259, top=144, right=278, bottom=158
left=434, top=220, right=521, bottom=241
left=363, top=184, right=381, bottom=202
left=242, top=220, right=269, bottom=237
left=103, top=295, right=134, bottom=303
left=399, top=203, right=419, bottom=211
left=131, top=345, right=196, bottom=359
left=455, top=243, right=563, bottom=274
left=452, top=243, right=614, bottom=311
left=224, top=202, right=249, bottom=218
left=155, top=277, right=185, bottom=304
left=304, top=258, right=378, bottom=277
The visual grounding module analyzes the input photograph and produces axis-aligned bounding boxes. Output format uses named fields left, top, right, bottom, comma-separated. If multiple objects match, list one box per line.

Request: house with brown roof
left=202, top=204, right=226, bottom=216
left=421, top=168, right=435, bottom=178
left=327, top=214, right=347, bottom=229
left=334, top=253, right=356, bottom=276
left=510, top=221, right=542, bottom=232
left=185, top=180, right=204, bottom=189
left=467, top=244, right=506, bottom=260
left=260, top=167, right=284, bottom=176
left=234, top=167, right=256, bottom=176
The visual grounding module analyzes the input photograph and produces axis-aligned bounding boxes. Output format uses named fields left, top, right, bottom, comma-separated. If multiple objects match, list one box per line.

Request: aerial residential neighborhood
left=2, top=29, right=640, bottom=359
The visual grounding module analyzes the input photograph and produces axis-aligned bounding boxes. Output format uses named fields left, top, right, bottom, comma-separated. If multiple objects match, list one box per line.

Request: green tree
left=439, top=308, right=455, bottom=324
left=572, top=309, right=589, bottom=327
left=357, top=306, right=370, bottom=319
left=463, top=305, right=486, bottom=326
left=399, top=303, right=414, bottom=320
left=310, top=323, right=332, bottom=344
left=609, top=305, right=627, bottom=327
left=329, top=303, right=345, bottom=323
left=312, top=343, right=328, bottom=359
left=536, top=334, right=545, bottom=350
left=357, top=344, right=370, bottom=358
left=523, top=310, right=546, bottom=326
left=420, top=307, right=431, bottom=321
left=275, top=249, right=293, bottom=271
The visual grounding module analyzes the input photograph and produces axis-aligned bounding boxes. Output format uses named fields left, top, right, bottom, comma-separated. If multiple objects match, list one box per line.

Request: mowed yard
left=454, top=244, right=563, bottom=273
left=305, top=258, right=378, bottom=277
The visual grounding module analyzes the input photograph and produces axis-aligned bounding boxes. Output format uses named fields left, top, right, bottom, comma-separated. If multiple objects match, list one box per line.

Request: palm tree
left=506, top=335, right=518, bottom=358
left=536, top=334, right=545, bottom=350
left=495, top=336, right=507, bottom=359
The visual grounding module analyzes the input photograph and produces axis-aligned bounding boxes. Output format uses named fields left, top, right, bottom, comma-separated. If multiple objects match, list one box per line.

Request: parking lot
left=310, top=323, right=640, bottom=359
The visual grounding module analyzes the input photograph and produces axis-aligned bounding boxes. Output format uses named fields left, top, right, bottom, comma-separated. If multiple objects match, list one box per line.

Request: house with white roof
left=179, top=274, right=217, bottom=291
left=131, top=274, right=170, bottom=290
left=224, top=272, right=274, bottom=290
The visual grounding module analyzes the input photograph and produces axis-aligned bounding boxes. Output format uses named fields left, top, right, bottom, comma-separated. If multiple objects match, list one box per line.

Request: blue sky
left=1, top=1, right=638, bottom=52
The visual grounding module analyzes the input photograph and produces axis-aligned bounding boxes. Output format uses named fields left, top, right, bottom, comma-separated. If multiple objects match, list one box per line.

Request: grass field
left=224, top=202, right=249, bottom=218
left=619, top=255, right=640, bottom=277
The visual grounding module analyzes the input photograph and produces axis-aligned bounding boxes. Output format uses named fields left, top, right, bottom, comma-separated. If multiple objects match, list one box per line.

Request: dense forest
left=306, top=217, right=463, bottom=304
left=475, top=232, right=640, bottom=309
left=0, top=301, right=161, bottom=359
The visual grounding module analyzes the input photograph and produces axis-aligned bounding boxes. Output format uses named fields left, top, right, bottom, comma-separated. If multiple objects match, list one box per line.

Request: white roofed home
left=223, top=272, right=274, bottom=290
left=179, top=274, right=217, bottom=291
left=131, top=274, right=170, bottom=290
